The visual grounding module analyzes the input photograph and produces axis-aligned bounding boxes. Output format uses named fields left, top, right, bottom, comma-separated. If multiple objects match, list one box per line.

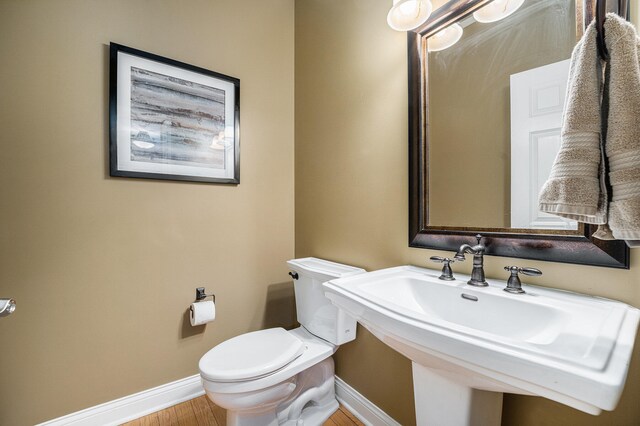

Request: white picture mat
left=116, top=51, right=236, bottom=179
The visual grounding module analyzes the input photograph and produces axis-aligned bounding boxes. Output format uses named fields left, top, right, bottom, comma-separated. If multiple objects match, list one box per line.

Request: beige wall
left=0, top=1, right=294, bottom=424
left=295, top=1, right=640, bottom=425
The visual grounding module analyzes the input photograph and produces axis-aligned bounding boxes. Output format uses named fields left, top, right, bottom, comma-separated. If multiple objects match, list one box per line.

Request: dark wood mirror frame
left=408, top=0, right=630, bottom=268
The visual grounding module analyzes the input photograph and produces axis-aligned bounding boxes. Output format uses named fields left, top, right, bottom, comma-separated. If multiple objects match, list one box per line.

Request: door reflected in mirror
left=427, top=0, right=578, bottom=231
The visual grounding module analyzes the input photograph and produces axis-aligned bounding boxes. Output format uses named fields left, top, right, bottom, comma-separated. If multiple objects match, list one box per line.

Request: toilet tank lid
left=287, top=257, right=365, bottom=278
left=199, top=328, right=305, bottom=382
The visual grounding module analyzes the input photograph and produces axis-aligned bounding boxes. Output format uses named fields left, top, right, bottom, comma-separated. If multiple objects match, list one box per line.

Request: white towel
left=538, top=22, right=608, bottom=224
left=601, top=14, right=640, bottom=244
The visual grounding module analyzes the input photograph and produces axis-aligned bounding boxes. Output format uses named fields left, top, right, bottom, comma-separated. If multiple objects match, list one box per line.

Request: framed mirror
left=408, top=0, right=629, bottom=268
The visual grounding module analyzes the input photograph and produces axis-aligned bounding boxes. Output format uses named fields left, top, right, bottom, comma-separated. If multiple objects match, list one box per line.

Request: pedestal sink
left=323, top=266, right=639, bottom=426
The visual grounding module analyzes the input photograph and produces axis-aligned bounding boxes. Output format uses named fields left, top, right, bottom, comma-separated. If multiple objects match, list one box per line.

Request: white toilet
left=199, top=257, right=365, bottom=426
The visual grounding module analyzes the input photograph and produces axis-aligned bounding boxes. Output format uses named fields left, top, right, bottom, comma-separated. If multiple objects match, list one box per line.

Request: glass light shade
left=473, top=0, right=525, bottom=23
left=428, top=23, right=463, bottom=52
left=387, top=0, right=433, bottom=31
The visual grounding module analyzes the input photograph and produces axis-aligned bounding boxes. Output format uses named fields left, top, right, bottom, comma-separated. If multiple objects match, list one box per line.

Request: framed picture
left=109, top=43, right=240, bottom=184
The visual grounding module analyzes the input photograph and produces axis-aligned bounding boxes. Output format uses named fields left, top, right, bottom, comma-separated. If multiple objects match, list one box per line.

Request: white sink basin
left=324, top=265, right=639, bottom=425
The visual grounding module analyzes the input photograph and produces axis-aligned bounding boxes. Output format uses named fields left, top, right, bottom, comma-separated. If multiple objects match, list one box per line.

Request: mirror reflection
left=427, top=0, right=578, bottom=231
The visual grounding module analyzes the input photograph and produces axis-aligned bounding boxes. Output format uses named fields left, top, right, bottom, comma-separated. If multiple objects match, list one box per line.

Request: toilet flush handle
left=288, top=272, right=299, bottom=280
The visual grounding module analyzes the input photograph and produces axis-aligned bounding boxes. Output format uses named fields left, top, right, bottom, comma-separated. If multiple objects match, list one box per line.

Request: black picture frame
left=109, top=43, right=240, bottom=184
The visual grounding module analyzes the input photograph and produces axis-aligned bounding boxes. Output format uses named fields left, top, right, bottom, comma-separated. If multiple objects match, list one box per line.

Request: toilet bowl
left=199, top=258, right=365, bottom=426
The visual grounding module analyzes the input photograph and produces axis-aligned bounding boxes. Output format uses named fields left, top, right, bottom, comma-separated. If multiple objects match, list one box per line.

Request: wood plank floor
left=121, top=395, right=364, bottom=426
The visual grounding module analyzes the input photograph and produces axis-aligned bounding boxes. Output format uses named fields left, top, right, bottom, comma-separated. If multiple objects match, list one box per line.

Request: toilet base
left=279, top=398, right=338, bottom=426
left=206, top=358, right=339, bottom=426
left=277, top=358, right=338, bottom=425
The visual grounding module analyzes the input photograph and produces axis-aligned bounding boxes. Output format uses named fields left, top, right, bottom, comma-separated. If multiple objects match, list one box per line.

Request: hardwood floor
left=121, top=395, right=364, bottom=426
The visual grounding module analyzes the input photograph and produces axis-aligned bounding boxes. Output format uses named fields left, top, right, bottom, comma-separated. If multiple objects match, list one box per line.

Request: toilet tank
left=287, top=257, right=365, bottom=345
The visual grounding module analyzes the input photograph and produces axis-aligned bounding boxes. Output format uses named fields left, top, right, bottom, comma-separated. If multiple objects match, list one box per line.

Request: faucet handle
left=520, top=267, right=542, bottom=277
left=503, top=266, right=542, bottom=294
left=475, top=234, right=483, bottom=245
left=430, top=256, right=456, bottom=281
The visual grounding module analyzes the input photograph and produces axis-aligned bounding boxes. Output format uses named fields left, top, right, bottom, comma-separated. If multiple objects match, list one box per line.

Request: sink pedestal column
left=412, top=363, right=503, bottom=426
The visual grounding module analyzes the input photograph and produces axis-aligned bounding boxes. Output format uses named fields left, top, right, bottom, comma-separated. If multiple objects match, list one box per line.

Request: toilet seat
left=200, top=328, right=305, bottom=382
left=200, top=327, right=336, bottom=395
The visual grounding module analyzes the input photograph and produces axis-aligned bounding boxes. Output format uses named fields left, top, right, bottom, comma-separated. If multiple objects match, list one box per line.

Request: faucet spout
left=454, top=243, right=483, bottom=260
left=454, top=244, right=471, bottom=260
left=455, top=235, right=488, bottom=287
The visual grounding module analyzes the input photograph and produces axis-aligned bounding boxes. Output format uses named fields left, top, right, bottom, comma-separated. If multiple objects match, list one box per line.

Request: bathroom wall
left=295, top=1, right=640, bottom=425
left=0, top=1, right=294, bottom=425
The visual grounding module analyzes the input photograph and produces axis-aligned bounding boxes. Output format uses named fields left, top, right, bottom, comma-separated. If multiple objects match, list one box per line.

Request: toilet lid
left=199, top=328, right=305, bottom=382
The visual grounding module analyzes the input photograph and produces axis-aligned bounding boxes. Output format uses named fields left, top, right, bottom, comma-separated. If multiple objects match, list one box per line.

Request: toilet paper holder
left=195, top=287, right=216, bottom=303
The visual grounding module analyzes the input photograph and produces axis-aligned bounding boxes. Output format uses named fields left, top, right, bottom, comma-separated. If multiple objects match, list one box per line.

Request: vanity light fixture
left=427, top=23, right=464, bottom=51
left=387, top=0, right=433, bottom=31
left=473, top=0, right=525, bottom=23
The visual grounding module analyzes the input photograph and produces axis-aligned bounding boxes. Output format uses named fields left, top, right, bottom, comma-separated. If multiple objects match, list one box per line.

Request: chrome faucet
left=454, top=234, right=488, bottom=287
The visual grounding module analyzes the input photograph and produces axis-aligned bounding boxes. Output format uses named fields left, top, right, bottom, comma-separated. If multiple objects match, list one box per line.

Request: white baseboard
left=38, top=374, right=398, bottom=426
left=37, top=375, right=204, bottom=426
left=335, top=376, right=401, bottom=426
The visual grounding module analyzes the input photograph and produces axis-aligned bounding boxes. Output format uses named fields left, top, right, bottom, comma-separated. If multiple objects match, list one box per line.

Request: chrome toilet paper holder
left=195, top=287, right=216, bottom=303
